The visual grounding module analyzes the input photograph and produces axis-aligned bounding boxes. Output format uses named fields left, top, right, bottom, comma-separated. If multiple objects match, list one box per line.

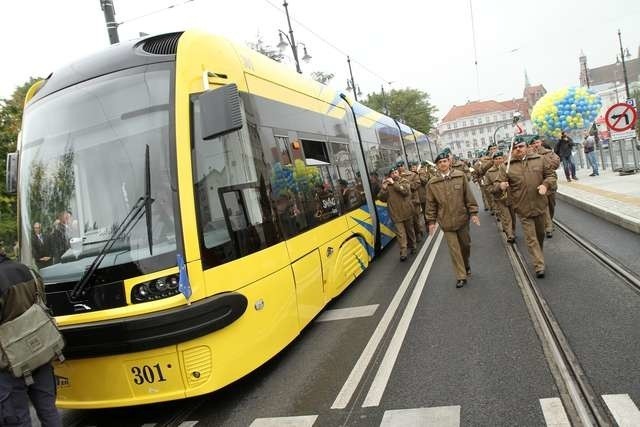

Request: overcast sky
left=2, top=0, right=639, bottom=121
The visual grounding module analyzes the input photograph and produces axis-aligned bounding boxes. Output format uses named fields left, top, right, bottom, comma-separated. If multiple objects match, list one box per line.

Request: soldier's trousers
left=543, top=193, right=556, bottom=233
left=413, top=204, right=424, bottom=239
left=495, top=200, right=514, bottom=239
left=443, top=224, right=471, bottom=280
left=420, top=201, right=428, bottom=225
left=520, top=214, right=546, bottom=272
left=482, top=186, right=494, bottom=212
left=395, top=218, right=416, bottom=257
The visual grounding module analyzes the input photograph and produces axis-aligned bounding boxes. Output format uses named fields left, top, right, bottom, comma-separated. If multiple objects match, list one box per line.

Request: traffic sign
left=626, top=98, right=636, bottom=108
left=605, top=102, right=637, bottom=132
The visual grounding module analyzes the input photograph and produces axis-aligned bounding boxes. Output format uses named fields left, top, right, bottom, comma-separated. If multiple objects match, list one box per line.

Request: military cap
left=396, top=160, right=405, bottom=167
left=487, top=142, right=497, bottom=149
left=441, top=147, right=452, bottom=155
left=513, top=135, right=525, bottom=144
left=434, top=151, right=449, bottom=163
left=421, top=160, right=429, bottom=166
left=493, top=151, right=504, bottom=158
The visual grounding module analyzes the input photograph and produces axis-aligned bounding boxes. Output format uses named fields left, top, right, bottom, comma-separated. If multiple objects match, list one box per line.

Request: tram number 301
left=131, top=363, right=168, bottom=385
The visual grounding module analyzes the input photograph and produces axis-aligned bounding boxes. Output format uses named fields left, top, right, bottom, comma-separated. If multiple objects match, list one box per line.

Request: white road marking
left=249, top=415, right=318, bottom=426
left=141, top=424, right=157, bottom=427
left=362, top=232, right=443, bottom=407
left=539, top=398, right=571, bottom=426
left=380, top=406, right=460, bottom=426
left=316, top=304, right=379, bottom=322
left=178, top=422, right=199, bottom=427
left=602, top=394, right=640, bottom=426
left=331, top=230, right=438, bottom=409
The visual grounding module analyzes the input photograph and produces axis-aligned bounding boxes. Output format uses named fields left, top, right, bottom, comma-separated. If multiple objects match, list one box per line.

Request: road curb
left=556, top=192, right=640, bottom=235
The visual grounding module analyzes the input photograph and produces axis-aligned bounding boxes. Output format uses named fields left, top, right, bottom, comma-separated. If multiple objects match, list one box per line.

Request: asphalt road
left=58, top=192, right=640, bottom=426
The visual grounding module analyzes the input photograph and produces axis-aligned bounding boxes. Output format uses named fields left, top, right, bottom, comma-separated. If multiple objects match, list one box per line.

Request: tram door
left=291, top=249, right=324, bottom=329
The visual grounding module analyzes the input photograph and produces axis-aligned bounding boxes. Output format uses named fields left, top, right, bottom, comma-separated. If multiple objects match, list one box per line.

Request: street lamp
left=277, top=1, right=311, bottom=74
left=346, top=56, right=361, bottom=102
left=617, top=29, right=631, bottom=99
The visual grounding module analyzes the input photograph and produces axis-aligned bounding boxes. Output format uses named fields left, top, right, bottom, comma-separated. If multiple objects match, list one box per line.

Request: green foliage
left=0, top=78, right=41, bottom=248
left=310, top=71, right=334, bottom=85
left=247, top=36, right=284, bottom=63
left=362, top=88, right=438, bottom=134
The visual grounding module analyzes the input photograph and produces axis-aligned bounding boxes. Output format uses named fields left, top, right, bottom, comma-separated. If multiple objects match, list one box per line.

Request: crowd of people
left=379, top=133, right=566, bottom=287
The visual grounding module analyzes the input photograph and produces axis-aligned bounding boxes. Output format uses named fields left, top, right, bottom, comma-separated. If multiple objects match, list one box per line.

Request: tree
left=0, top=77, right=41, bottom=251
left=362, top=88, right=438, bottom=134
left=247, top=35, right=284, bottom=63
left=310, top=71, right=334, bottom=85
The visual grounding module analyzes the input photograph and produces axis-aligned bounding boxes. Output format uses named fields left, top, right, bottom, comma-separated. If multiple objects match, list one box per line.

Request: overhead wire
left=262, top=0, right=393, bottom=87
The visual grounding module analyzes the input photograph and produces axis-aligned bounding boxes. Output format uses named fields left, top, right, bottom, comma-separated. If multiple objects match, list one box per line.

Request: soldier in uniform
left=451, top=153, right=471, bottom=181
left=473, top=147, right=496, bottom=213
left=426, top=152, right=480, bottom=288
left=497, top=138, right=557, bottom=278
left=418, top=161, right=432, bottom=227
left=378, top=168, right=415, bottom=261
left=528, top=136, right=560, bottom=238
left=485, top=151, right=516, bottom=243
left=408, top=162, right=425, bottom=241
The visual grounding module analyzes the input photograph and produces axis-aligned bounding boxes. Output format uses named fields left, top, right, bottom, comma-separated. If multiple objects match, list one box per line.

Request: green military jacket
left=426, top=169, right=479, bottom=231
left=497, top=153, right=557, bottom=218
left=377, top=177, right=414, bottom=222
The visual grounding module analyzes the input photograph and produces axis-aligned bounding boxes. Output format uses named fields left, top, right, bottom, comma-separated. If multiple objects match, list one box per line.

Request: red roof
left=441, top=98, right=530, bottom=123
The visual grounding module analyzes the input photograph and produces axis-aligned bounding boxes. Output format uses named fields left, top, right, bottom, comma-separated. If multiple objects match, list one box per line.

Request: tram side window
left=192, top=99, right=281, bottom=268
left=329, top=142, right=363, bottom=212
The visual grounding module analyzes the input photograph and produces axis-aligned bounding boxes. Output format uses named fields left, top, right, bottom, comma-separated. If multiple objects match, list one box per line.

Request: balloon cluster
left=531, top=86, right=602, bottom=138
left=271, top=159, right=323, bottom=198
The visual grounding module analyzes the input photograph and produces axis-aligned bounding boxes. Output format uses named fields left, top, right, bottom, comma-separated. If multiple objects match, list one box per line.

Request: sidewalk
left=556, top=166, right=640, bottom=234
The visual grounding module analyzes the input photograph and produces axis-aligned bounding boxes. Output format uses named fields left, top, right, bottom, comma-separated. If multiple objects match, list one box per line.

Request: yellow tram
left=9, top=30, right=436, bottom=408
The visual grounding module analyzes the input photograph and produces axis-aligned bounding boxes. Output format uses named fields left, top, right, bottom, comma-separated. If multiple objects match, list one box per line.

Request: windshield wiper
left=70, top=145, right=154, bottom=301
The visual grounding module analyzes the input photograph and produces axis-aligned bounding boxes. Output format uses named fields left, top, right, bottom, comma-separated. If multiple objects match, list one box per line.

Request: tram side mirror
left=5, top=152, right=17, bottom=195
left=199, top=83, right=243, bottom=140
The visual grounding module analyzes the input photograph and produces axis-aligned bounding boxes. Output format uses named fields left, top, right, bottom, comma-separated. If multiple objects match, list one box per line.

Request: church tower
left=579, top=50, right=589, bottom=87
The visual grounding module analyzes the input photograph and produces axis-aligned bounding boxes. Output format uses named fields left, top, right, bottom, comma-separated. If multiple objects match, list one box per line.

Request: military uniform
left=536, top=144, right=560, bottom=235
left=426, top=169, right=479, bottom=283
left=417, top=165, right=431, bottom=226
left=404, top=168, right=424, bottom=240
left=378, top=174, right=415, bottom=260
left=498, top=153, right=557, bottom=275
left=473, top=156, right=495, bottom=213
left=485, top=163, right=515, bottom=241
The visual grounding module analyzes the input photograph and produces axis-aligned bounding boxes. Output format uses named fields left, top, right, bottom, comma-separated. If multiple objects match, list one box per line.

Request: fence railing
left=571, top=137, right=640, bottom=174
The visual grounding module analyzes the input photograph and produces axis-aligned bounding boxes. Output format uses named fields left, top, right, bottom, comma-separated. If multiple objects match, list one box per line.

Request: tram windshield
left=19, top=64, right=176, bottom=283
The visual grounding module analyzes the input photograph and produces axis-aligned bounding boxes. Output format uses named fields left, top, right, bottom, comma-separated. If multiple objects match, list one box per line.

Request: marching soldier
left=528, top=136, right=560, bottom=238
left=485, top=151, right=516, bottom=243
left=497, top=138, right=557, bottom=278
left=408, top=162, right=425, bottom=240
left=378, top=168, right=415, bottom=261
left=418, top=161, right=432, bottom=226
left=426, top=151, right=480, bottom=288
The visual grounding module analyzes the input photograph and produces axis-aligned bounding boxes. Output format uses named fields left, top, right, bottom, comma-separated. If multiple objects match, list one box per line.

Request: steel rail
left=502, top=232, right=612, bottom=426
left=554, top=219, right=640, bottom=295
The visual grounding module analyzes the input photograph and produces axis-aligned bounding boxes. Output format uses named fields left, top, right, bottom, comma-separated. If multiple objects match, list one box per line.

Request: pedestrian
left=0, top=246, right=62, bottom=427
left=583, top=131, right=599, bottom=176
left=426, top=151, right=480, bottom=288
left=554, top=131, right=578, bottom=182
left=377, top=168, right=415, bottom=261
left=498, top=138, right=557, bottom=278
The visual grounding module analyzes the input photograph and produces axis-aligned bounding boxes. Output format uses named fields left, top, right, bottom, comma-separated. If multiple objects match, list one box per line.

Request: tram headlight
left=131, top=274, right=181, bottom=303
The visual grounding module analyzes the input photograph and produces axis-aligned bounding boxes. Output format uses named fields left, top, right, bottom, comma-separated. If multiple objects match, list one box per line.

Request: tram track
left=502, top=230, right=614, bottom=426
left=554, top=219, right=640, bottom=295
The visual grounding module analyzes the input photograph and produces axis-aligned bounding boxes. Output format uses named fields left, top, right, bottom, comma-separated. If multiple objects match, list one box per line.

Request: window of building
left=462, top=121, right=467, bottom=127
left=453, top=122, right=457, bottom=129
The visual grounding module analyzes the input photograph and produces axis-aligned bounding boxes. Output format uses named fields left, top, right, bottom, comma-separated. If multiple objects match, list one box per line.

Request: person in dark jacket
left=554, top=131, right=578, bottom=182
left=0, top=247, right=61, bottom=427
left=31, top=223, right=51, bottom=269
